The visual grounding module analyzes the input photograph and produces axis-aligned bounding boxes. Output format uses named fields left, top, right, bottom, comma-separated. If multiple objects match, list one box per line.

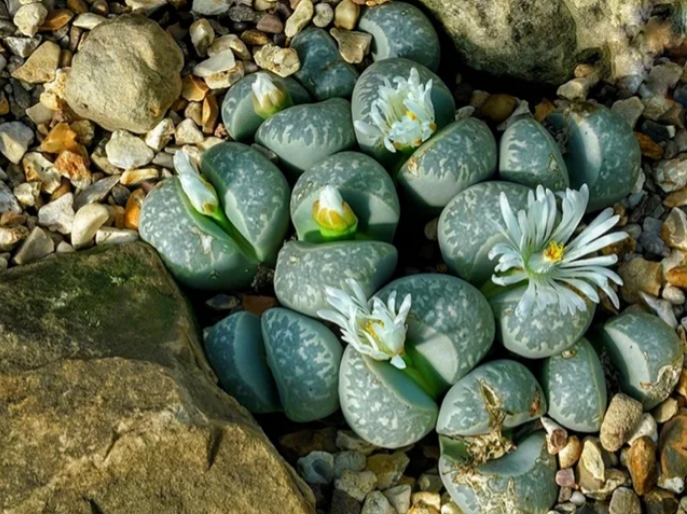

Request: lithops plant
left=291, top=151, right=400, bottom=243
left=499, top=116, right=570, bottom=191
left=546, top=102, right=641, bottom=211
left=323, top=274, right=494, bottom=448
left=541, top=337, right=607, bottom=432
left=221, top=72, right=311, bottom=142
left=397, top=116, right=497, bottom=213
left=139, top=145, right=289, bottom=290
left=358, top=1, right=441, bottom=72
left=291, top=28, right=359, bottom=101
left=439, top=432, right=558, bottom=514
left=438, top=181, right=530, bottom=286
left=204, top=307, right=342, bottom=422
left=352, top=58, right=455, bottom=169
left=273, top=239, right=398, bottom=317
left=603, top=311, right=684, bottom=409
left=489, top=286, right=595, bottom=358
left=255, top=97, right=357, bottom=178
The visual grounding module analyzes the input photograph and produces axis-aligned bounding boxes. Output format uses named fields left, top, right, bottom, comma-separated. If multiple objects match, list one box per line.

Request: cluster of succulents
left=138, top=2, right=685, bottom=513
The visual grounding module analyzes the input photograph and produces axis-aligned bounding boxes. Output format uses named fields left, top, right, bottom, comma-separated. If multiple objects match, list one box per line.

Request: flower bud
left=251, top=73, right=293, bottom=119
left=174, top=150, right=219, bottom=216
left=312, top=185, right=358, bottom=239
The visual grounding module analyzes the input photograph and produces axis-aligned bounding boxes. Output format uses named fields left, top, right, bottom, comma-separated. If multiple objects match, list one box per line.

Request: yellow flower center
left=543, top=241, right=565, bottom=263
left=364, top=320, right=384, bottom=342
left=406, top=110, right=417, bottom=121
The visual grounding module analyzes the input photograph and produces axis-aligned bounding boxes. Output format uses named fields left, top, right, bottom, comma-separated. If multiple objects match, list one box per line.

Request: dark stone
left=329, top=489, right=361, bottom=514
left=643, top=489, right=678, bottom=514
left=641, top=119, right=674, bottom=143
left=229, top=4, right=262, bottom=23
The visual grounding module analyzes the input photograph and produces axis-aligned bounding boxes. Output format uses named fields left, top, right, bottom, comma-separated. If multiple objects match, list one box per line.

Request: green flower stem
left=208, top=207, right=259, bottom=262
left=400, top=352, right=440, bottom=401
left=318, top=224, right=358, bottom=243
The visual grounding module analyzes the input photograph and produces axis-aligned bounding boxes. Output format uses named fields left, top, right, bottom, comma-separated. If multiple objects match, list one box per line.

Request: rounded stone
left=600, top=393, right=644, bottom=452
left=66, top=15, right=184, bottom=133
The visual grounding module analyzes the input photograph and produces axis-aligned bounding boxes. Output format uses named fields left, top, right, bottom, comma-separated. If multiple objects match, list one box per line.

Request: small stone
left=4, top=36, right=42, bottom=58
left=41, top=123, right=84, bottom=156
left=618, top=257, right=662, bottom=303
left=73, top=175, right=120, bottom=210
left=145, top=118, right=176, bottom=151
left=479, top=93, right=518, bottom=124
left=120, top=168, right=159, bottom=186
left=627, top=413, right=659, bottom=445
left=609, top=487, right=641, bottom=514
left=643, top=489, right=679, bottom=514
left=203, top=61, right=244, bottom=89
left=330, top=489, right=362, bottom=514
left=636, top=132, right=664, bottom=160
left=175, top=119, right=204, bottom=145
left=26, top=103, right=54, bottom=125
left=642, top=119, right=675, bottom=142
left=192, top=0, right=231, bottom=16
left=190, top=18, right=215, bottom=56
left=662, top=208, right=687, bottom=251
left=361, top=491, right=395, bottom=514
left=365, top=452, right=409, bottom=489
left=257, top=13, right=283, bottom=34
left=411, top=492, right=440, bottom=511
left=0, top=181, right=22, bottom=215
left=330, top=28, right=372, bottom=64
left=600, top=393, right=644, bottom=452
left=612, top=97, right=645, bottom=129
left=643, top=95, right=673, bottom=121
left=656, top=154, right=687, bottom=193
left=241, top=29, right=270, bottom=46
left=557, top=73, right=599, bottom=101
left=124, top=188, right=144, bottom=230
left=13, top=2, right=47, bottom=37
left=193, top=49, right=236, bottom=78
left=13, top=182, right=40, bottom=207
left=279, top=427, right=339, bottom=460
left=653, top=398, right=679, bottom=424
left=71, top=203, right=109, bottom=249
left=11, top=40, right=60, bottom=83
left=417, top=473, right=442, bottom=493
left=38, top=192, right=75, bottom=235
left=663, top=284, right=686, bottom=305
left=658, top=415, right=687, bottom=494
left=228, top=4, right=262, bottom=23
left=54, top=151, right=91, bottom=190
left=336, top=430, right=377, bottom=455
left=181, top=75, right=210, bottom=102
left=313, top=2, right=333, bottom=27
left=440, top=502, right=461, bottom=514
left=106, top=131, right=154, bottom=169
left=640, top=291, right=678, bottom=329
left=0, top=224, right=29, bottom=252
left=254, top=44, right=300, bottom=77
left=334, top=451, right=367, bottom=478
left=285, top=0, right=313, bottom=38
left=679, top=497, right=687, bottom=514
left=383, top=485, right=411, bottom=514
left=664, top=188, right=687, bottom=210
left=12, top=226, right=54, bottom=265
left=297, top=451, right=335, bottom=485
left=22, top=152, right=61, bottom=194
left=407, top=506, right=439, bottom=514
left=335, top=470, right=378, bottom=502
left=72, top=12, right=106, bottom=30
left=577, top=438, right=605, bottom=492
left=627, top=435, right=657, bottom=496
left=208, top=34, right=251, bottom=60
left=663, top=250, right=687, bottom=288
left=202, top=95, right=219, bottom=135
left=39, top=9, right=74, bottom=31
left=644, top=63, right=684, bottom=97
left=334, top=0, right=359, bottom=31
left=556, top=468, right=576, bottom=488
left=558, top=435, right=582, bottom=469
left=0, top=122, right=34, bottom=164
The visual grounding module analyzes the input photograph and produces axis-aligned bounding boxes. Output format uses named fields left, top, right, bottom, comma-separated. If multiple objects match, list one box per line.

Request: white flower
left=317, top=278, right=412, bottom=369
left=174, top=150, right=219, bottom=215
left=312, top=185, right=358, bottom=237
left=354, top=67, right=437, bottom=154
left=251, top=72, right=291, bottom=118
left=488, top=184, right=627, bottom=318
left=319, top=185, right=345, bottom=216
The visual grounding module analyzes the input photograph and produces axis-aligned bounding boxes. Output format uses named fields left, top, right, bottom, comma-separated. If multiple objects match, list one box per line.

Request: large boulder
left=0, top=243, right=316, bottom=514
left=66, top=15, right=183, bottom=133
left=414, top=0, right=655, bottom=85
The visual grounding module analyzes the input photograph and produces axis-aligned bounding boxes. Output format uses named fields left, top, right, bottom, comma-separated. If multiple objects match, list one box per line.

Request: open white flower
left=174, top=150, right=219, bottom=216
left=317, top=278, right=412, bottom=369
left=354, top=68, right=437, bottom=154
left=251, top=72, right=292, bottom=119
left=312, top=185, right=358, bottom=238
left=489, top=184, right=627, bottom=318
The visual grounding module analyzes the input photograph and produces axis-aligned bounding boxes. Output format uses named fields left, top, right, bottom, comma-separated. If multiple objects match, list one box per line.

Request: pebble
left=609, top=487, right=641, bottom=514
left=643, top=489, right=679, bottom=514
left=26, top=103, right=54, bottom=125
left=365, top=452, right=409, bottom=489
left=13, top=182, right=40, bottom=207
left=557, top=73, right=598, bottom=102
left=577, top=438, right=605, bottom=492
left=440, top=502, right=461, bottom=514
left=254, top=44, right=300, bottom=77
left=334, top=451, right=367, bottom=478
left=72, top=12, right=106, bottom=30
left=653, top=398, right=679, bottom=423
left=13, top=2, right=47, bottom=37
left=330, top=489, right=362, bottom=514
left=642, top=119, right=675, bottom=142
left=361, top=491, right=395, bottom=514
left=628, top=413, right=659, bottom=445
left=600, top=394, right=645, bottom=453
left=663, top=283, right=687, bottom=305
left=4, top=36, right=41, bottom=58
left=12, top=226, right=55, bottom=265
left=479, top=93, right=519, bottom=124
left=22, top=152, right=61, bottom=194
left=145, top=118, right=176, bottom=152
left=411, top=492, right=440, bottom=511
left=330, top=28, right=372, bottom=64
left=641, top=291, right=679, bottom=328
left=38, top=192, right=75, bottom=235
left=0, top=181, right=21, bottom=214
left=383, top=484, right=411, bottom=514
left=203, top=60, right=244, bottom=89
left=0, top=121, right=34, bottom=164
left=639, top=216, right=669, bottom=255
left=335, top=470, right=378, bottom=502
left=417, top=473, right=442, bottom=493
left=558, top=435, right=582, bottom=468
left=680, top=497, right=687, bottom=514
left=656, top=154, right=687, bottom=193
left=191, top=0, right=231, bottom=16
left=285, top=0, right=313, bottom=38
left=175, top=119, right=205, bottom=145
left=241, top=28, right=269, bottom=46
left=612, top=97, right=645, bottom=128
left=190, top=18, right=215, bottom=56
left=193, top=49, right=237, bottom=77
left=71, top=203, right=109, bottom=249
left=106, top=131, right=154, bottom=170
left=628, top=435, right=658, bottom=496
left=662, top=207, right=687, bottom=250
left=643, top=62, right=684, bottom=97
left=0, top=224, right=29, bottom=252
left=208, top=34, right=251, bottom=60
left=278, top=427, right=338, bottom=459
left=257, top=13, right=283, bottom=34
left=73, top=175, right=120, bottom=211
left=120, top=168, right=160, bottom=186
left=228, top=4, right=262, bottom=23
left=334, top=0, right=359, bottom=31
left=181, top=75, right=210, bottom=102
left=555, top=468, right=576, bottom=487
left=297, top=451, right=335, bottom=485
left=618, top=257, right=662, bottom=303
left=313, top=2, right=333, bottom=27
left=658, top=415, right=687, bottom=493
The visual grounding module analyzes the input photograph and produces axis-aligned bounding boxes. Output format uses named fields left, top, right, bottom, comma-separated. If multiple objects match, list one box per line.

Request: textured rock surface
left=66, top=15, right=184, bottom=133
left=0, top=243, right=315, bottom=514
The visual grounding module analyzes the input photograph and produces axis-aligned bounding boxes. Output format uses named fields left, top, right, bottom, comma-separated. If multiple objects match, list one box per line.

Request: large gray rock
left=66, top=15, right=183, bottom=133
left=0, top=243, right=316, bottom=514
left=415, top=0, right=654, bottom=85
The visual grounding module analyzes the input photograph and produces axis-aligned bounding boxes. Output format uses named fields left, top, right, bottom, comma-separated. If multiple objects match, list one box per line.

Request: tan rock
left=208, top=34, right=251, bottom=60
left=22, top=152, right=61, bottom=194
left=664, top=187, right=687, bottom=208
left=39, top=9, right=74, bottom=31
left=618, top=257, right=662, bottom=304
left=14, top=2, right=48, bottom=37
left=558, top=435, right=582, bottom=469
left=285, top=0, right=314, bottom=38
left=254, top=44, right=300, bottom=77
left=39, top=67, right=69, bottom=111
left=479, top=93, right=518, bottom=124
left=330, top=28, right=372, bottom=64
left=0, top=243, right=316, bottom=514
left=120, top=168, right=160, bottom=186
left=627, top=435, right=658, bottom=496
left=11, top=41, right=60, bottom=84
left=202, top=95, right=219, bottom=135
left=11, top=226, right=55, bottom=265
left=365, top=452, right=409, bottom=489
left=658, top=415, right=687, bottom=493
left=181, top=74, right=210, bottom=102
left=124, top=188, right=145, bottom=230
left=600, top=394, right=644, bottom=452
left=662, top=208, right=687, bottom=251
left=54, top=150, right=92, bottom=190
left=334, top=0, right=360, bottom=31
left=0, top=224, right=29, bottom=252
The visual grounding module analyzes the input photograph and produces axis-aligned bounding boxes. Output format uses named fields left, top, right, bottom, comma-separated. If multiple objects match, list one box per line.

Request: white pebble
left=106, top=130, right=154, bottom=170
left=0, top=121, right=34, bottom=164
left=71, top=203, right=110, bottom=249
left=95, top=227, right=139, bottom=245
left=38, top=193, right=75, bottom=235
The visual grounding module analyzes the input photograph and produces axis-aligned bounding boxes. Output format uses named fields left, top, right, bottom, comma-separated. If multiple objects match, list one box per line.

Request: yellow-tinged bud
left=312, top=185, right=358, bottom=239
left=251, top=72, right=293, bottom=119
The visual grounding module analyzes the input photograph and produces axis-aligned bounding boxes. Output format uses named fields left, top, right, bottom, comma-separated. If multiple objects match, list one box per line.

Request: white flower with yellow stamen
left=317, top=278, right=412, bottom=369
left=489, top=184, right=627, bottom=318
left=174, top=150, right=219, bottom=215
left=355, top=68, right=437, bottom=154
left=312, top=185, right=358, bottom=238
left=251, top=72, right=292, bottom=119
